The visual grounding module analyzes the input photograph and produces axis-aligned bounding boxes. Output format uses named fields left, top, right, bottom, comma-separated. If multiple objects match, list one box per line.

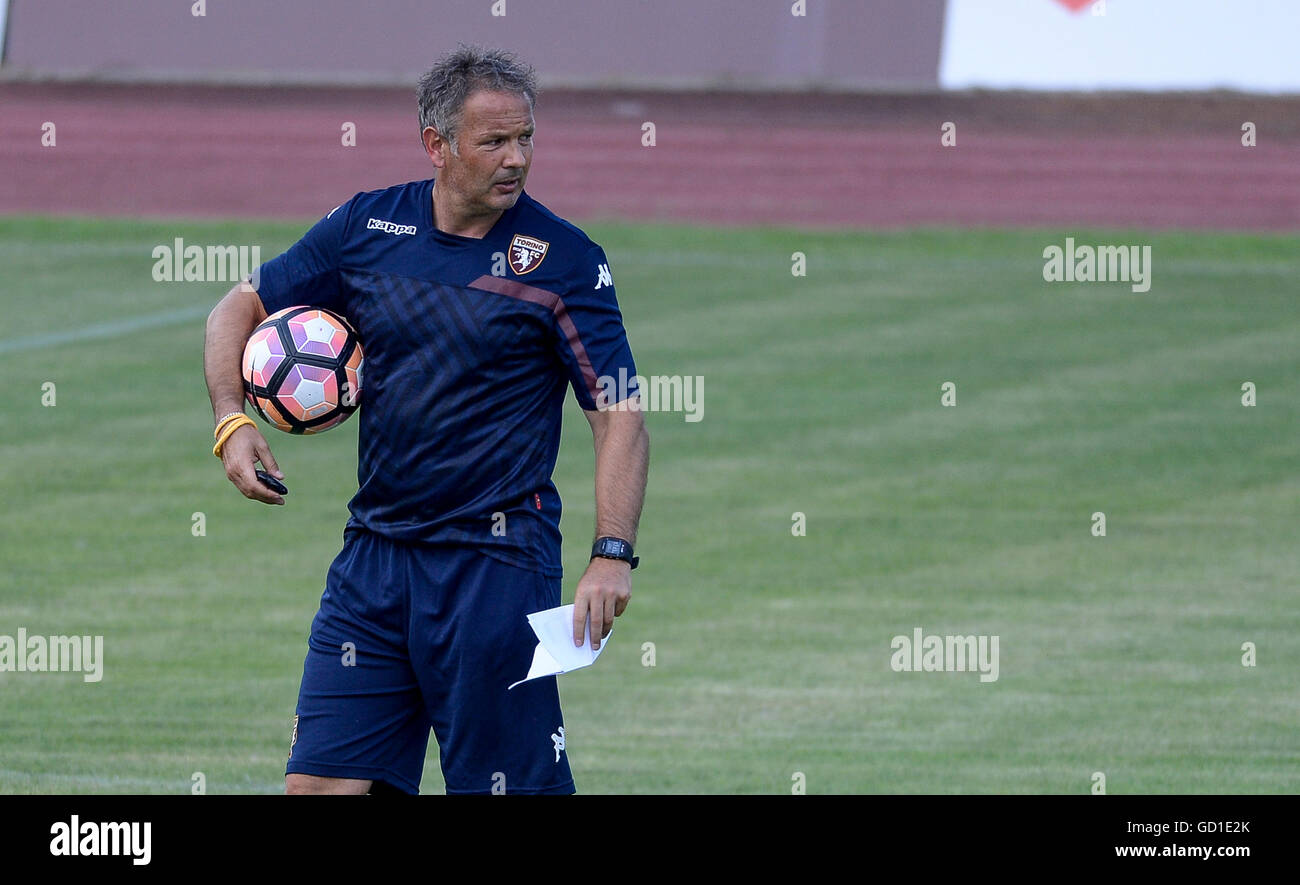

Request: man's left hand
left=572, top=557, right=631, bottom=650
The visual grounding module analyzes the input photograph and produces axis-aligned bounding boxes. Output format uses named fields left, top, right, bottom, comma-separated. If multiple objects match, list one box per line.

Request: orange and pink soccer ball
left=242, top=306, right=363, bottom=434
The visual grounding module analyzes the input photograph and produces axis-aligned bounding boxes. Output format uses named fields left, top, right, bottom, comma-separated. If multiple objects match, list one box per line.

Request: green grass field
left=1, top=216, right=1297, bottom=793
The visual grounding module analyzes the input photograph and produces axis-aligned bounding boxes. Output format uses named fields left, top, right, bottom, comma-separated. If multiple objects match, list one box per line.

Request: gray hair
left=417, top=45, right=538, bottom=155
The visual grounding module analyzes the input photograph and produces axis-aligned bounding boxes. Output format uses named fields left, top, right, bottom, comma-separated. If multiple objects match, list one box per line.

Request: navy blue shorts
left=285, top=528, right=574, bottom=794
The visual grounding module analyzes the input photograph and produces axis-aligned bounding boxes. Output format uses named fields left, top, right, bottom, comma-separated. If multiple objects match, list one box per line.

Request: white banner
left=941, top=0, right=1300, bottom=93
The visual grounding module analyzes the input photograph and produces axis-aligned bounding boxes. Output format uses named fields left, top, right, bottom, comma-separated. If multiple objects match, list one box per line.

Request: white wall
left=941, top=0, right=1300, bottom=93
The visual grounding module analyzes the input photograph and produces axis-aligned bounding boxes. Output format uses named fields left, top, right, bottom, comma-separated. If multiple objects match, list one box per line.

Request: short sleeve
left=553, top=245, right=639, bottom=411
left=251, top=199, right=352, bottom=316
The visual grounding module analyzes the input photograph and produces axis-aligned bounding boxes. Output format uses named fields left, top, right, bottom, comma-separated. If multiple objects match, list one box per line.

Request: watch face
left=592, top=538, right=637, bottom=569
left=596, top=538, right=628, bottom=558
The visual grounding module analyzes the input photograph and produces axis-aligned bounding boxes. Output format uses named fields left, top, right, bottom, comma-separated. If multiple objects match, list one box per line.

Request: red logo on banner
left=1054, top=0, right=1093, bottom=10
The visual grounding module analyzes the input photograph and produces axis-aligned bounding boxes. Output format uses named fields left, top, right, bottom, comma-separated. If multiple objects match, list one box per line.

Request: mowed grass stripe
left=0, top=305, right=214, bottom=355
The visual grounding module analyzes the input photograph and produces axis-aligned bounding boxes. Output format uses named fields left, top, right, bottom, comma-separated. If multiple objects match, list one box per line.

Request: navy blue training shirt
left=253, top=179, right=639, bottom=577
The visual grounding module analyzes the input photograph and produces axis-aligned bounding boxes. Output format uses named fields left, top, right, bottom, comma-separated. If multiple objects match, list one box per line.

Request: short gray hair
left=417, top=45, right=538, bottom=154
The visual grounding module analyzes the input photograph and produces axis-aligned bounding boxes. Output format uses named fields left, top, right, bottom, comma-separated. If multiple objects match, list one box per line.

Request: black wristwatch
left=591, top=536, right=639, bottom=569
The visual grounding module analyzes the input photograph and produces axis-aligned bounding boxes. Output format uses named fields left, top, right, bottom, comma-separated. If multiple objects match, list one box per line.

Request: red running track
left=1, top=83, right=1297, bottom=230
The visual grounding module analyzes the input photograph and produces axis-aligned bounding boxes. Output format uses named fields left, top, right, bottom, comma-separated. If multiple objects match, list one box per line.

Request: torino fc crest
left=509, top=234, right=549, bottom=275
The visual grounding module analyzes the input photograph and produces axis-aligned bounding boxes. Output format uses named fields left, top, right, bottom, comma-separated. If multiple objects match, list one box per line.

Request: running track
left=1, top=83, right=1297, bottom=230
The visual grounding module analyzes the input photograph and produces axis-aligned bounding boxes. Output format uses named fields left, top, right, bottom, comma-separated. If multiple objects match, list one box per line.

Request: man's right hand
left=220, top=422, right=286, bottom=505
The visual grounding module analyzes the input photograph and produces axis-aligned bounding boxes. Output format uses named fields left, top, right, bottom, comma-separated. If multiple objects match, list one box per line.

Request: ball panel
left=301, top=411, right=350, bottom=435
left=345, top=359, right=363, bottom=407
left=253, top=393, right=294, bottom=433
left=264, top=306, right=308, bottom=324
left=244, top=327, right=288, bottom=390
left=277, top=364, right=334, bottom=421
left=289, top=310, right=348, bottom=359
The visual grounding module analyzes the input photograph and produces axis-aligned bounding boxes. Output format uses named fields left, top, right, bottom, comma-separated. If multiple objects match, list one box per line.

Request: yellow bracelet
left=212, top=414, right=256, bottom=459
left=214, top=408, right=244, bottom=434
left=214, top=411, right=247, bottom=439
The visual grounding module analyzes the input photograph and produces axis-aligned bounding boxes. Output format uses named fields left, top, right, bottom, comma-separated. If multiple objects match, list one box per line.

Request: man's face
left=430, top=89, right=534, bottom=217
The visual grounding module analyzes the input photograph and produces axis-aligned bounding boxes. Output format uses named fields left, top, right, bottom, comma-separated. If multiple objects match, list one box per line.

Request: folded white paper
left=508, top=604, right=611, bottom=690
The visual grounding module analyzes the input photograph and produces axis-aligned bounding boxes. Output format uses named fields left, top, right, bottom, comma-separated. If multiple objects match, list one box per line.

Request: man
left=202, top=46, right=648, bottom=795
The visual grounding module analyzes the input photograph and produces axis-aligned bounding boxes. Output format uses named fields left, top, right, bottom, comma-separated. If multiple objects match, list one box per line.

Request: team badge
left=509, top=234, right=549, bottom=275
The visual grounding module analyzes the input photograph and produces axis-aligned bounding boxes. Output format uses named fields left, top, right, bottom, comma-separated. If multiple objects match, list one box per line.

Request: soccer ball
left=242, top=306, right=363, bottom=434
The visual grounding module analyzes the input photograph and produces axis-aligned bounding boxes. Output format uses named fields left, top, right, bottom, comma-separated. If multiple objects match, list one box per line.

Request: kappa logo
left=594, top=263, right=613, bottom=289
left=551, top=725, right=565, bottom=762
left=367, top=217, right=418, bottom=236
left=509, top=234, right=549, bottom=275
